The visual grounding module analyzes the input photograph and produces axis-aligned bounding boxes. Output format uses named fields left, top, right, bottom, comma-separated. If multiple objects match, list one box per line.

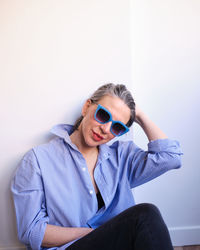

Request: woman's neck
left=70, top=129, right=98, bottom=156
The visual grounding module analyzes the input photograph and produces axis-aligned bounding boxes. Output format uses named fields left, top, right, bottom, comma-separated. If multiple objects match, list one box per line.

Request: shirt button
left=89, top=190, right=93, bottom=195
left=82, top=167, right=86, bottom=171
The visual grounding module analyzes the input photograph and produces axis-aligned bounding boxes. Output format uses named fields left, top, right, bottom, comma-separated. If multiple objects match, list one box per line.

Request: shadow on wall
left=1, top=156, right=22, bottom=247
left=0, top=132, right=55, bottom=248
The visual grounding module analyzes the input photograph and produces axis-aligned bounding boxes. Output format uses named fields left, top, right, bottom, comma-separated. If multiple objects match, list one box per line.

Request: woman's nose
left=100, top=122, right=112, bottom=134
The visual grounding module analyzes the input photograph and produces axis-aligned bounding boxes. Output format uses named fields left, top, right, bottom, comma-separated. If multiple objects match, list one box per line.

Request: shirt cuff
left=148, top=138, right=183, bottom=154
left=30, top=218, right=49, bottom=250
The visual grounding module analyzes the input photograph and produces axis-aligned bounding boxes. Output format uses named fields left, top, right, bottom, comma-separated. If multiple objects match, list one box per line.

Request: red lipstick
left=92, top=131, right=103, bottom=142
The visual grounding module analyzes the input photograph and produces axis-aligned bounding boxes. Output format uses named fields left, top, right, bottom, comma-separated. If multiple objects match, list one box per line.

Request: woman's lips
left=92, top=131, right=104, bottom=141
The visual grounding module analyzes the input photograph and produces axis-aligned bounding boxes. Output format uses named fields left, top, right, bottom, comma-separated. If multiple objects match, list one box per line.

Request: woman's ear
left=82, top=99, right=92, bottom=116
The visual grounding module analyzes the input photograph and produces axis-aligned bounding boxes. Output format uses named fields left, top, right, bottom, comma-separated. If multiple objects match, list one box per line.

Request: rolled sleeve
left=11, top=150, right=49, bottom=250
left=126, top=139, right=183, bottom=188
left=148, top=139, right=183, bottom=154
left=30, top=219, right=48, bottom=250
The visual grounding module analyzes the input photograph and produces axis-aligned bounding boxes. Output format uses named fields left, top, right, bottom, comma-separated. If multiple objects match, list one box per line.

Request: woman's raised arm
left=134, top=105, right=167, bottom=141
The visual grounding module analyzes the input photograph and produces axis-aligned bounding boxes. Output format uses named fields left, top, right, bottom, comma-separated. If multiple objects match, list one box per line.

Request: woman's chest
left=84, top=155, right=99, bottom=193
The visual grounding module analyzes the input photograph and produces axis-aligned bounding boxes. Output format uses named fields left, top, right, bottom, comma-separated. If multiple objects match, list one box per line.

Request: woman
left=11, top=83, right=182, bottom=250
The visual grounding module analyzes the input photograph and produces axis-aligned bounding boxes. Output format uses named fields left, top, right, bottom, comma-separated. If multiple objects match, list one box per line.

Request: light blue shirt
left=11, top=124, right=182, bottom=250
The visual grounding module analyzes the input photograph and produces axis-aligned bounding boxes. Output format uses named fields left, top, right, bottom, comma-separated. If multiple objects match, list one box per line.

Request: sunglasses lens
left=96, top=108, right=110, bottom=123
left=112, top=123, right=126, bottom=135
left=95, top=104, right=129, bottom=136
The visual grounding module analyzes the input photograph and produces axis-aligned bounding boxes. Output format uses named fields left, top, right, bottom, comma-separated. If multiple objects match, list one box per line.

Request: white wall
left=0, top=0, right=132, bottom=249
left=131, top=0, right=200, bottom=246
left=1, top=0, right=199, bottom=249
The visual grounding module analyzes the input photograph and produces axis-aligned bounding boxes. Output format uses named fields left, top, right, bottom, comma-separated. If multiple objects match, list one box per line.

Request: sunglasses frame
left=94, top=104, right=129, bottom=137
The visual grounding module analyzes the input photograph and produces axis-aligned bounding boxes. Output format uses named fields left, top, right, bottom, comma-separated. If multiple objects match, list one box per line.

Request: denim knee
left=130, top=203, right=162, bottom=221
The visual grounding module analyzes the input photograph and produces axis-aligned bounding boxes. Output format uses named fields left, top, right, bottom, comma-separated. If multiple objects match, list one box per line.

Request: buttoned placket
left=78, top=152, right=106, bottom=211
left=68, top=138, right=109, bottom=210
left=81, top=166, right=95, bottom=194
left=78, top=153, right=96, bottom=197
left=67, top=139, right=97, bottom=198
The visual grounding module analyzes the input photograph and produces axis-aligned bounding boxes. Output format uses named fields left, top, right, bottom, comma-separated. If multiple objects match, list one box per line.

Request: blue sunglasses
left=94, top=104, right=129, bottom=136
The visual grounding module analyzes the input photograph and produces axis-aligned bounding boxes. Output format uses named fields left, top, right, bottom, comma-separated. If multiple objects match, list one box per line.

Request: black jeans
left=67, top=203, right=173, bottom=250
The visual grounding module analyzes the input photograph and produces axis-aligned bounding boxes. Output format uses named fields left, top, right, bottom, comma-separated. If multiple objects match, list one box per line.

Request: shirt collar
left=98, top=144, right=111, bottom=160
left=50, top=124, right=112, bottom=159
left=50, top=124, right=74, bottom=144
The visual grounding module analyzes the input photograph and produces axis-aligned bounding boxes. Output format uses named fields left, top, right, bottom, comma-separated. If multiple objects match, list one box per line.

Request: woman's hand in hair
left=134, top=104, right=167, bottom=141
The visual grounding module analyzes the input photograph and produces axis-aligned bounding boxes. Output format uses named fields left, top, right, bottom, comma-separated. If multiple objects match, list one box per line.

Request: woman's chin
left=84, top=136, right=104, bottom=148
